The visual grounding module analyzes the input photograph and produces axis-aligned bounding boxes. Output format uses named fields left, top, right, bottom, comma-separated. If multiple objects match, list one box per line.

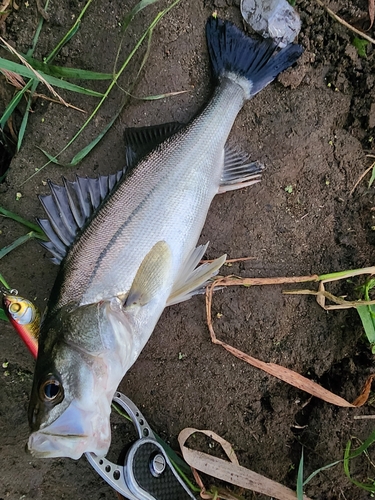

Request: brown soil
left=1, top=0, right=375, bottom=499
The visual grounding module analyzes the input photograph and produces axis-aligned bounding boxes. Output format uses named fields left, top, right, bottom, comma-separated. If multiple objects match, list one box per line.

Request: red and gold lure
left=3, top=294, right=39, bottom=359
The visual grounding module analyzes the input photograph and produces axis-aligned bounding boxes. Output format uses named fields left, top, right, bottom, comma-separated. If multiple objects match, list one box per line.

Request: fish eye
left=9, top=303, right=21, bottom=313
left=39, top=377, right=63, bottom=403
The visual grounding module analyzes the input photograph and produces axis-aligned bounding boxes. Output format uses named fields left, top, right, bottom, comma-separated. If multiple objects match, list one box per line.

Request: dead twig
left=350, top=161, right=375, bottom=195
left=0, top=36, right=69, bottom=107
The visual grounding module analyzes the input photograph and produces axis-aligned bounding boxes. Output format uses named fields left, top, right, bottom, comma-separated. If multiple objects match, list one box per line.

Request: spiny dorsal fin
left=124, top=122, right=185, bottom=167
left=38, top=168, right=126, bottom=265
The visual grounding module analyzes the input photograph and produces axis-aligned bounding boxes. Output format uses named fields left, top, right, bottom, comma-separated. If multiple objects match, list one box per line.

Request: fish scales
left=59, top=81, right=245, bottom=308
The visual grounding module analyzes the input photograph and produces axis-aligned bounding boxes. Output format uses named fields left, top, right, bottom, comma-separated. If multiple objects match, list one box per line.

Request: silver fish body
left=28, top=17, right=302, bottom=459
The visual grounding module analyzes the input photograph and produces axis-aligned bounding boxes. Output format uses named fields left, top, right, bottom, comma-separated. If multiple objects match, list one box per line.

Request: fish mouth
left=28, top=400, right=111, bottom=459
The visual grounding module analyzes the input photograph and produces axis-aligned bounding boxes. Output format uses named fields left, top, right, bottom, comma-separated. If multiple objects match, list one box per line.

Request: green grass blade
left=0, top=272, right=11, bottom=289
left=344, top=434, right=375, bottom=492
left=122, top=0, right=162, bottom=31
left=0, top=207, right=46, bottom=235
left=0, top=308, right=8, bottom=321
left=37, top=147, right=64, bottom=165
left=296, top=449, right=304, bottom=500
left=0, top=58, right=104, bottom=96
left=21, top=0, right=182, bottom=184
left=0, top=80, right=31, bottom=129
left=0, top=232, right=45, bottom=260
left=303, top=460, right=341, bottom=486
left=26, top=0, right=50, bottom=57
left=69, top=107, right=123, bottom=165
left=24, top=57, right=113, bottom=80
left=357, top=305, right=375, bottom=351
left=17, top=78, right=39, bottom=151
left=348, top=429, right=375, bottom=460
left=46, top=0, right=94, bottom=63
left=369, top=165, right=375, bottom=188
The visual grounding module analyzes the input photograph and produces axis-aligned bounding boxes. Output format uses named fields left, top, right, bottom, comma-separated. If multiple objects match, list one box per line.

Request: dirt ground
left=1, top=0, right=375, bottom=498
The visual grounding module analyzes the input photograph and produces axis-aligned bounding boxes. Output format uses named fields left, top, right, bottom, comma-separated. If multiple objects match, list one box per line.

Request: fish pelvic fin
left=38, top=169, right=126, bottom=264
left=219, top=145, right=264, bottom=193
left=206, top=16, right=303, bottom=98
left=124, top=241, right=173, bottom=309
left=167, top=244, right=226, bottom=306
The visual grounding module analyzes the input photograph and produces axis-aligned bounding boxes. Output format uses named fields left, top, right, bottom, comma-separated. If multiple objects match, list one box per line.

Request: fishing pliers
left=85, top=391, right=196, bottom=500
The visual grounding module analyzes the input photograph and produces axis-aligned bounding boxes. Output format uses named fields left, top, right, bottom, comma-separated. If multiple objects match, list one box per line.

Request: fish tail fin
left=206, top=16, right=303, bottom=98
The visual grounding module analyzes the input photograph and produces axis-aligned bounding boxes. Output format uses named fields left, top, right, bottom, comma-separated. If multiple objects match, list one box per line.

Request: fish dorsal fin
left=38, top=169, right=126, bottom=264
left=167, top=244, right=226, bottom=306
left=124, top=122, right=185, bottom=167
left=219, top=145, right=264, bottom=193
left=124, top=240, right=172, bottom=309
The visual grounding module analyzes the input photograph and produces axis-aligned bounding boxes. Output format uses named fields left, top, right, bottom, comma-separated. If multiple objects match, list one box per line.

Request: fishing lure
left=2, top=293, right=39, bottom=358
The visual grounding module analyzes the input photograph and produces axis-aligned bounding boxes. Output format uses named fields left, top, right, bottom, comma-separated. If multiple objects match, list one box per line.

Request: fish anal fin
left=124, top=122, right=185, bottom=168
left=219, top=145, right=264, bottom=194
left=124, top=241, right=172, bottom=309
left=167, top=245, right=226, bottom=306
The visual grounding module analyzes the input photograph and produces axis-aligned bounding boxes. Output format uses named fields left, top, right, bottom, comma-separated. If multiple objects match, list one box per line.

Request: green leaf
left=0, top=272, right=11, bottom=289
left=26, top=0, right=50, bottom=58
left=368, top=165, right=375, bottom=188
left=0, top=80, right=31, bottom=129
left=0, top=57, right=104, bottom=96
left=357, top=304, right=375, bottom=348
left=37, top=147, right=64, bottom=165
left=0, top=207, right=45, bottom=234
left=352, top=37, right=368, bottom=58
left=303, top=460, right=341, bottom=486
left=0, top=308, right=9, bottom=321
left=17, top=79, right=39, bottom=152
left=69, top=107, right=123, bottom=165
left=23, top=57, right=113, bottom=80
left=122, top=0, right=162, bottom=31
left=296, top=449, right=304, bottom=500
left=343, top=433, right=375, bottom=492
left=46, top=0, right=94, bottom=63
left=0, top=231, right=46, bottom=260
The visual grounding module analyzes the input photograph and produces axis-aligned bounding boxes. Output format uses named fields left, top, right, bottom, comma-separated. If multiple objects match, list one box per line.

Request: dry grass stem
left=350, top=161, right=375, bottom=195
left=315, top=0, right=375, bottom=44
left=1, top=69, right=85, bottom=112
left=0, top=36, right=69, bottom=106
left=204, top=274, right=372, bottom=407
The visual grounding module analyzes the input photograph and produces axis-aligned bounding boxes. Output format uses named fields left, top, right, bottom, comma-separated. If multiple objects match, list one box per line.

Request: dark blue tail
left=206, top=16, right=303, bottom=97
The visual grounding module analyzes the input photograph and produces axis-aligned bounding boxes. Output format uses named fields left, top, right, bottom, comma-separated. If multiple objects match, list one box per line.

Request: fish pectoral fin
left=167, top=244, right=226, bottom=306
left=124, top=241, right=173, bottom=309
left=218, top=145, right=264, bottom=194
left=124, top=122, right=185, bottom=168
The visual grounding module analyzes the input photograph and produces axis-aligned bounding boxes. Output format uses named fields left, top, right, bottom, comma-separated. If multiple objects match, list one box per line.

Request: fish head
left=27, top=302, right=123, bottom=460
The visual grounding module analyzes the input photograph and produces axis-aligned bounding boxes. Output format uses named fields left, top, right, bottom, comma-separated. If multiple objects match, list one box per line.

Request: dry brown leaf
left=179, top=428, right=312, bottom=500
left=353, top=374, right=375, bottom=407
left=1, top=68, right=26, bottom=88
left=205, top=279, right=355, bottom=407
left=0, top=36, right=69, bottom=107
left=369, top=0, right=375, bottom=29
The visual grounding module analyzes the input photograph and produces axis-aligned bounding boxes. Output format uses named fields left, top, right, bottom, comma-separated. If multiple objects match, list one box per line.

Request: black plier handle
left=85, top=392, right=196, bottom=500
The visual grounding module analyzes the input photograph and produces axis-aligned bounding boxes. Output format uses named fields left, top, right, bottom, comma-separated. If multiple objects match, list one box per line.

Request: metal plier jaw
left=85, top=391, right=196, bottom=500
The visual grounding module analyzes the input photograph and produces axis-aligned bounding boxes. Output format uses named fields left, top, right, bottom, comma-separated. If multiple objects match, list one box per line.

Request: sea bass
left=28, top=17, right=302, bottom=459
